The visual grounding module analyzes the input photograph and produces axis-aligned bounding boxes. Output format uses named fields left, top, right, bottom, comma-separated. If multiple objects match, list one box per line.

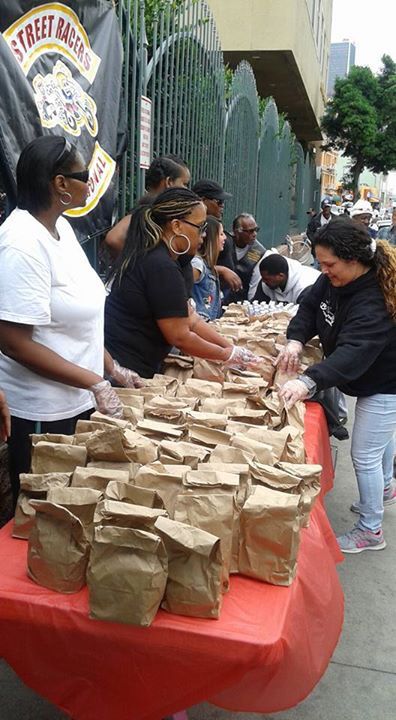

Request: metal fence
left=115, top=0, right=320, bottom=247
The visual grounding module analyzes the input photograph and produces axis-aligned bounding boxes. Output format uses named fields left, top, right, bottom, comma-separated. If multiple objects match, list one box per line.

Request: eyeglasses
left=238, top=226, right=260, bottom=234
left=62, top=170, right=90, bottom=184
left=181, top=219, right=208, bottom=236
left=213, top=198, right=225, bottom=207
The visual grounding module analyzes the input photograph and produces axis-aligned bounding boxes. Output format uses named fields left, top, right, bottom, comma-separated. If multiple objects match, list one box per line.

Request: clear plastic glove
left=90, top=380, right=124, bottom=418
left=110, top=360, right=145, bottom=388
left=279, top=379, right=309, bottom=409
left=0, top=389, right=10, bottom=441
left=274, top=340, right=303, bottom=374
left=223, top=345, right=261, bottom=370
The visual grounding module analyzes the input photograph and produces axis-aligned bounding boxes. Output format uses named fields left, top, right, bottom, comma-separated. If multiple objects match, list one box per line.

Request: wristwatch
left=297, top=374, right=317, bottom=399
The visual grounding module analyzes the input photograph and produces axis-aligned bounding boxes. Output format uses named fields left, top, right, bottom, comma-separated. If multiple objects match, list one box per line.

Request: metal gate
left=222, top=61, right=260, bottom=230
left=117, top=0, right=225, bottom=216
left=115, top=0, right=320, bottom=247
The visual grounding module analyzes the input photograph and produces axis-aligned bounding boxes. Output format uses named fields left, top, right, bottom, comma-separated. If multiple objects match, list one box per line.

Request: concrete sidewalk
left=1, top=400, right=396, bottom=719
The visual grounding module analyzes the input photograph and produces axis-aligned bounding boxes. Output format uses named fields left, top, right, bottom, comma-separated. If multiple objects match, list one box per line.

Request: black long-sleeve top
left=286, top=270, right=396, bottom=396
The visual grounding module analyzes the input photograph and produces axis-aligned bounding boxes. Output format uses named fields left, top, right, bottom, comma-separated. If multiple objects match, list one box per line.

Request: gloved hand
left=223, top=345, right=261, bottom=370
left=279, top=379, right=309, bottom=409
left=110, top=359, right=145, bottom=388
left=274, top=340, right=303, bottom=374
left=90, top=380, right=124, bottom=418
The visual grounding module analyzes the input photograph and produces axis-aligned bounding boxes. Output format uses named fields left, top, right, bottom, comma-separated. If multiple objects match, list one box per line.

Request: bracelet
left=297, top=374, right=317, bottom=399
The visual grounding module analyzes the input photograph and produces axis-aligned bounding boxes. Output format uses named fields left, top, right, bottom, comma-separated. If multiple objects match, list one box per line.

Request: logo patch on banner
left=3, top=3, right=101, bottom=82
left=0, top=1, right=122, bottom=232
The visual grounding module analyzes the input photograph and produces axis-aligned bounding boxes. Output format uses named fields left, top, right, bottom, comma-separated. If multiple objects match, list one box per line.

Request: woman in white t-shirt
left=0, top=136, right=143, bottom=508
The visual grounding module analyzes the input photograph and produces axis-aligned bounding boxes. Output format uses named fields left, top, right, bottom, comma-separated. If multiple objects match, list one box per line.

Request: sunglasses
left=213, top=198, right=225, bottom=207
left=181, top=219, right=208, bottom=236
left=62, top=170, right=90, bottom=183
left=239, top=226, right=260, bottom=234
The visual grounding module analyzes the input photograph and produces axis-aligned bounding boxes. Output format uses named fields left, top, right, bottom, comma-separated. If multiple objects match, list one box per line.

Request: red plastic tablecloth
left=0, top=403, right=343, bottom=720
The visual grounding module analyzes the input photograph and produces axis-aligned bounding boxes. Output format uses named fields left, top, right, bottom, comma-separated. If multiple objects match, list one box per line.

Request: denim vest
left=192, top=261, right=222, bottom=321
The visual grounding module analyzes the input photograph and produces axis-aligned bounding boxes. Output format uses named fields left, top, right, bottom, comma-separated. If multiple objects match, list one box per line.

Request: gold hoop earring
left=169, top=233, right=191, bottom=255
left=60, top=192, right=72, bottom=206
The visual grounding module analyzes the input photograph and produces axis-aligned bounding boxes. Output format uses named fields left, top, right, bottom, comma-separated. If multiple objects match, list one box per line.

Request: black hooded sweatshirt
left=286, top=269, right=396, bottom=396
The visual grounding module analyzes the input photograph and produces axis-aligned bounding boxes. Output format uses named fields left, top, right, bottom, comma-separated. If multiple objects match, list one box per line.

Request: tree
left=321, top=56, right=396, bottom=197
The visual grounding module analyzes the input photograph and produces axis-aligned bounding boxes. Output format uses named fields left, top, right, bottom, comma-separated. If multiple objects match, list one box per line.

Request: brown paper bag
left=30, top=433, right=73, bottom=446
left=94, top=499, right=167, bottom=532
left=86, top=460, right=139, bottom=481
left=228, top=408, right=272, bottom=425
left=136, top=419, right=184, bottom=439
left=144, top=395, right=190, bottom=423
left=200, top=398, right=247, bottom=413
left=28, top=500, right=90, bottom=593
left=87, top=526, right=167, bottom=626
left=201, top=462, right=251, bottom=504
left=183, top=469, right=239, bottom=490
left=210, top=444, right=255, bottom=464
left=276, top=461, right=322, bottom=525
left=279, top=426, right=305, bottom=463
left=177, top=378, right=222, bottom=399
left=186, top=411, right=228, bottom=430
left=174, top=492, right=235, bottom=587
left=159, top=440, right=210, bottom=469
left=46, top=486, right=102, bottom=541
left=86, top=426, right=158, bottom=465
left=72, top=432, right=98, bottom=446
left=243, top=427, right=288, bottom=462
left=13, top=472, right=71, bottom=539
left=134, top=463, right=189, bottom=517
left=75, top=420, right=110, bottom=434
left=89, top=411, right=131, bottom=429
left=150, top=373, right=180, bottom=394
left=104, top=480, right=165, bottom=509
left=181, top=470, right=242, bottom=575
left=31, top=442, right=87, bottom=474
left=188, top=424, right=232, bottom=448
left=154, top=516, right=223, bottom=618
left=112, top=388, right=145, bottom=407
left=222, top=382, right=258, bottom=399
left=239, top=485, right=302, bottom=586
left=231, top=434, right=274, bottom=464
left=71, top=466, right=129, bottom=491
left=162, top=354, right=194, bottom=382
left=192, top=358, right=225, bottom=383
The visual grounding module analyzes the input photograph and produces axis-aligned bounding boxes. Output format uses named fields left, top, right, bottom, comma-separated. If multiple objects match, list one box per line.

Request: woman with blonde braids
left=105, top=187, right=259, bottom=378
left=276, top=217, right=396, bottom=553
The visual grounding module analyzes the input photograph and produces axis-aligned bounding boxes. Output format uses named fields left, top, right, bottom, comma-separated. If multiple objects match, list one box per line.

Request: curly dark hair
left=314, top=217, right=396, bottom=320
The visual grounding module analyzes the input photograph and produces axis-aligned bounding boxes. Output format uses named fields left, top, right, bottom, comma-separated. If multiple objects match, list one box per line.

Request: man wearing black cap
left=192, top=179, right=231, bottom=220
left=192, top=179, right=242, bottom=294
left=306, top=199, right=333, bottom=243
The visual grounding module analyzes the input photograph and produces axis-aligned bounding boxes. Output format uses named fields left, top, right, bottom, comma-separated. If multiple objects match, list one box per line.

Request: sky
left=331, top=0, right=396, bottom=73
left=330, top=0, right=396, bottom=194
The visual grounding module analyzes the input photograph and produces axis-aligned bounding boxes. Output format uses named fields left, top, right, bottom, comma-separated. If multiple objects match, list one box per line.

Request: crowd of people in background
left=1, top=136, right=396, bottom=556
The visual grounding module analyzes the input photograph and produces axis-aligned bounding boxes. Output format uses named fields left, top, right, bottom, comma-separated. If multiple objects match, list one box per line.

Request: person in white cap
left=350, top=200, right=377, bottom=238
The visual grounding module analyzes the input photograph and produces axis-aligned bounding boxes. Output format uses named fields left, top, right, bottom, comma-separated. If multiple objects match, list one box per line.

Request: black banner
left=0, top=1, right=124, bottom=241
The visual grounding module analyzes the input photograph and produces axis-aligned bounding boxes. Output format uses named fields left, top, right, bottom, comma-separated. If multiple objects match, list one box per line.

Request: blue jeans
left=351, top=394, right=396, bottom=532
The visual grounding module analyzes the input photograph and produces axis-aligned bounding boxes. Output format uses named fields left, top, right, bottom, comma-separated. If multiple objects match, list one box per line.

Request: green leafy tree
left=321, top=56, right=396, bottom=197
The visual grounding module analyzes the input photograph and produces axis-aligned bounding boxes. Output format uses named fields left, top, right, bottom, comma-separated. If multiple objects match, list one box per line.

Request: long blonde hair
left=198, top=215, right=222, bottom=273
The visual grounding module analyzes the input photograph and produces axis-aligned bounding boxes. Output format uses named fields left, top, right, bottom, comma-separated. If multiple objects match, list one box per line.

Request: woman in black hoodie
left=276, top=217, right=396, bottom=554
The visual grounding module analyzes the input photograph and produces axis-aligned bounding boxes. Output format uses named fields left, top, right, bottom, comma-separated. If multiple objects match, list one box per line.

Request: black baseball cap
left=192, top=179, right=232, bottom=201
